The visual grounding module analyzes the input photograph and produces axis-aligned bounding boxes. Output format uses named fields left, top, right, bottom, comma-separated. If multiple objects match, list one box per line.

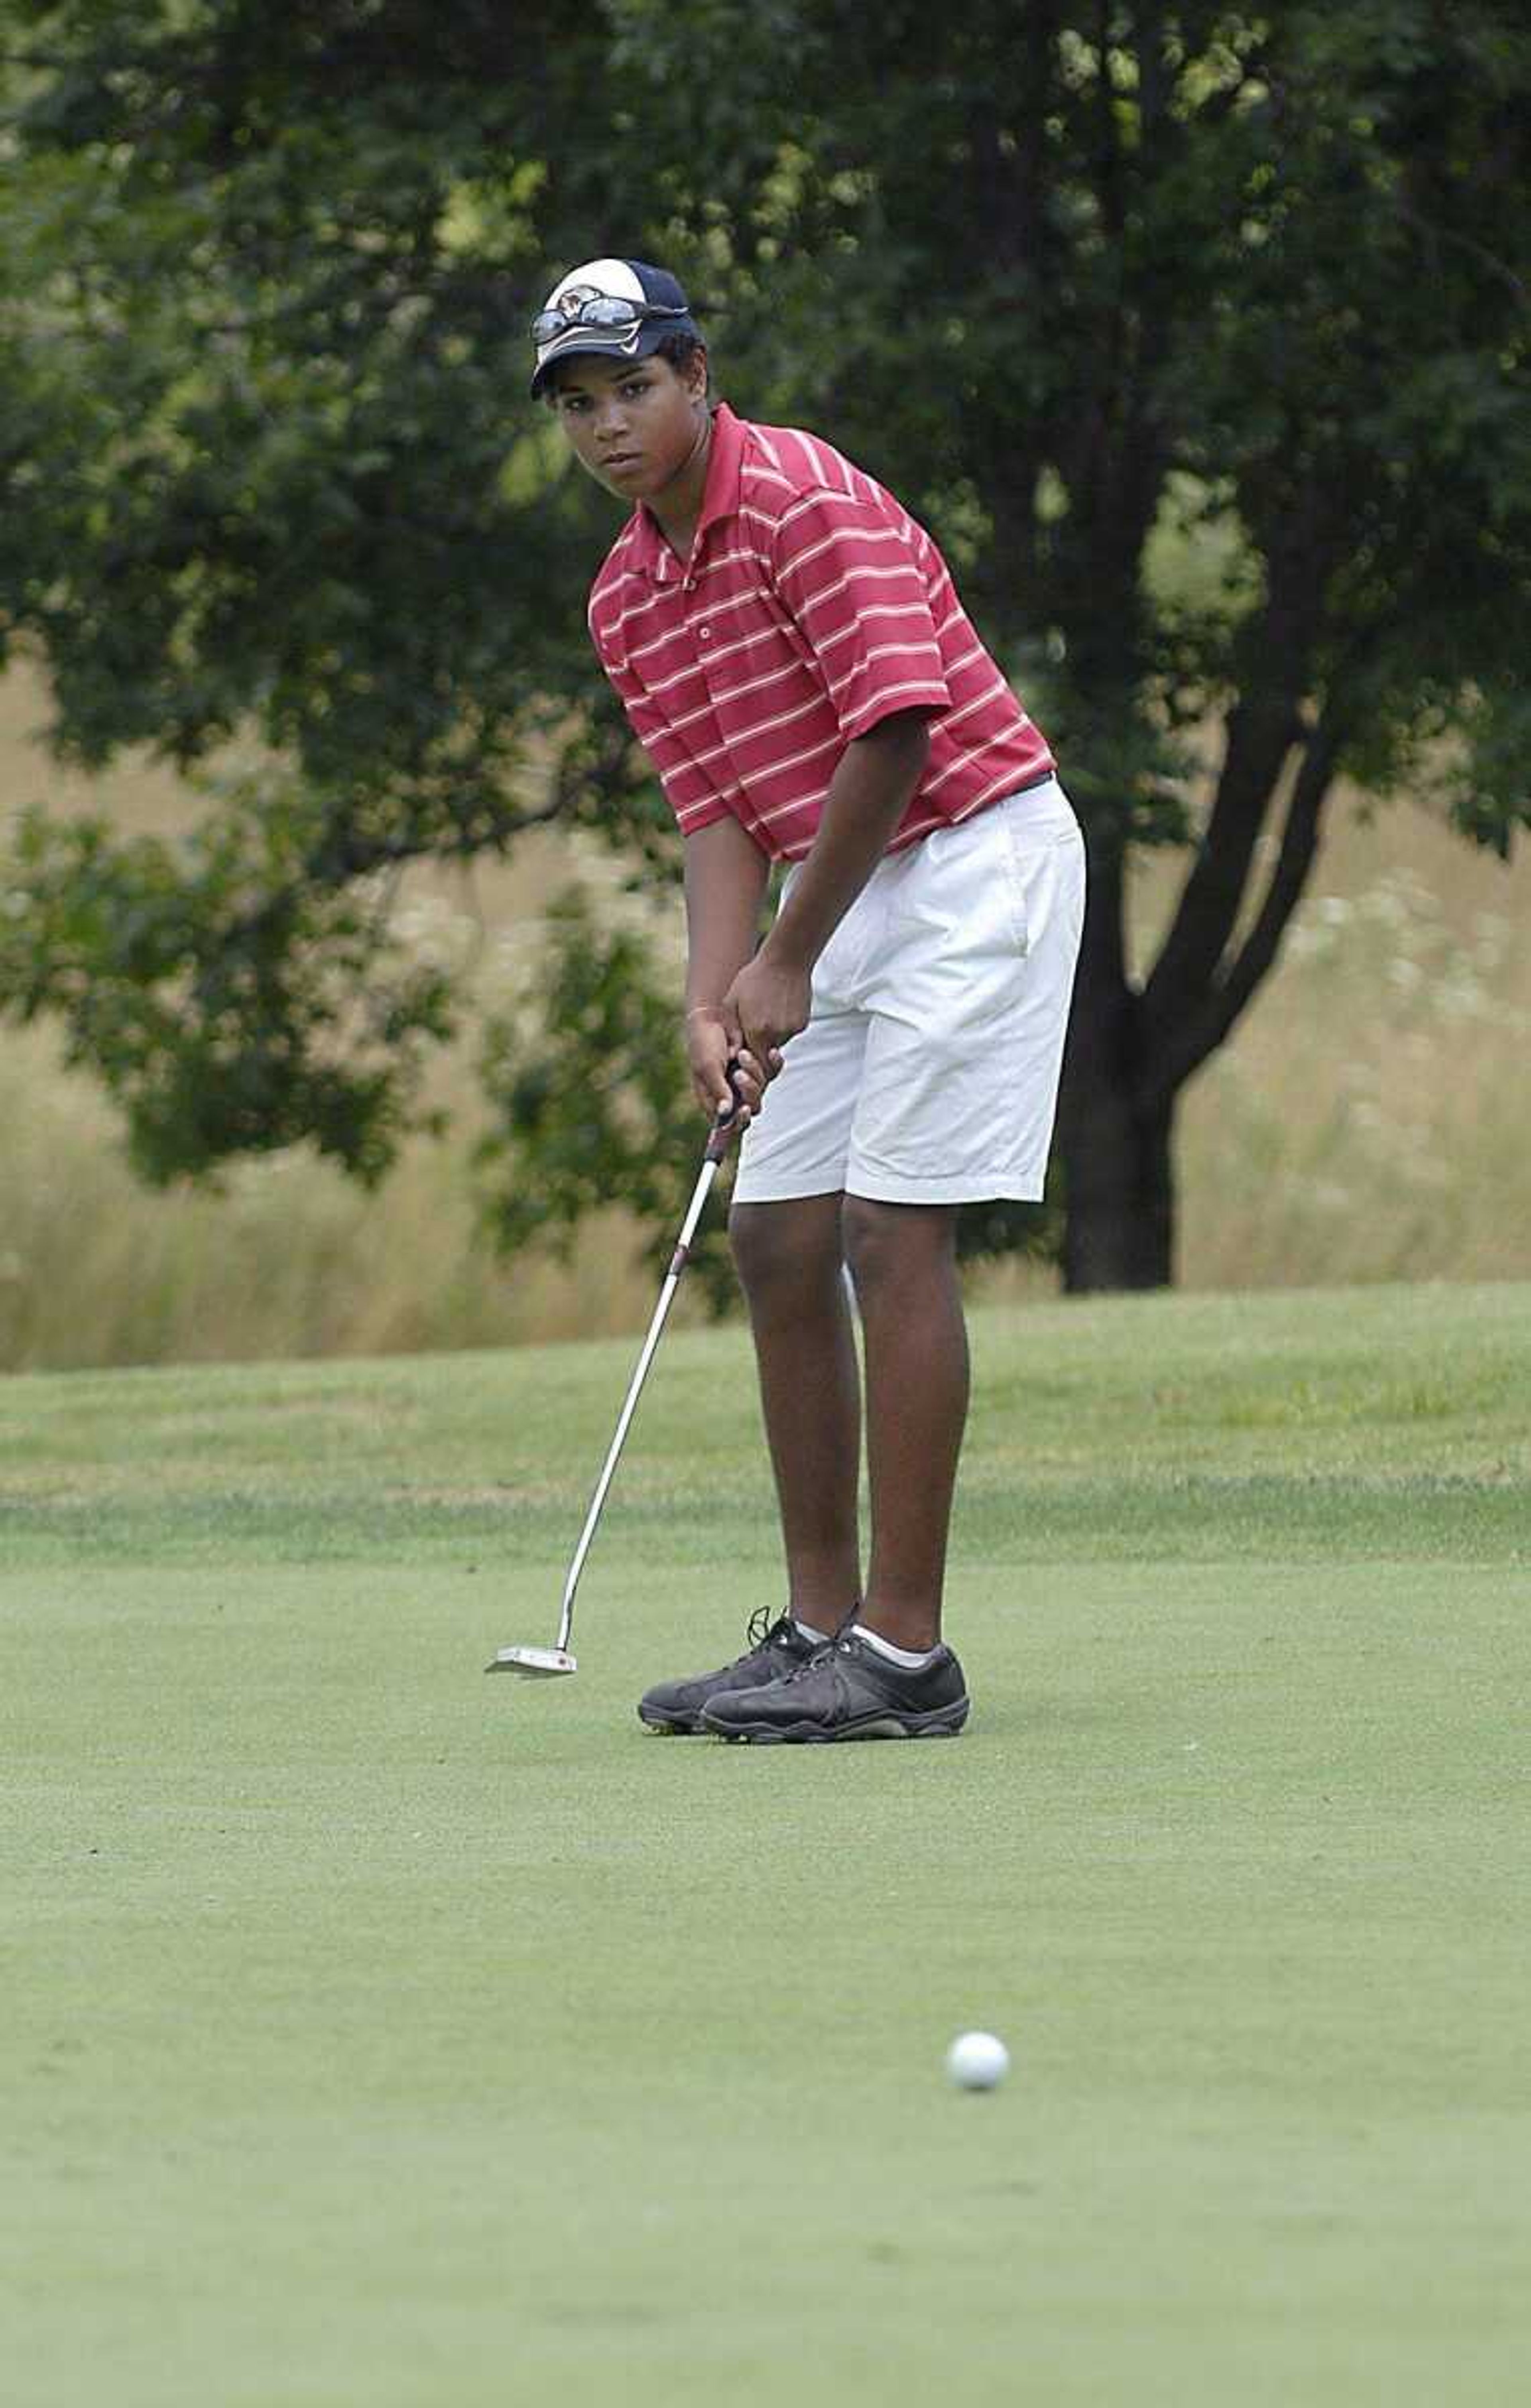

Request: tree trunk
left=1054, top=827, right=1174, bottom=1292
left=1059, top=1069, right=1174, bottom=1292
left=1053, top=709, right=1342, bottom=1294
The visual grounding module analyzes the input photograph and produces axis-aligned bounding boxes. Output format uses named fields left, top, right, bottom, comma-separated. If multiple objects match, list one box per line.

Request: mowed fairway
left=3, top=1283, right=1528, bottom=2408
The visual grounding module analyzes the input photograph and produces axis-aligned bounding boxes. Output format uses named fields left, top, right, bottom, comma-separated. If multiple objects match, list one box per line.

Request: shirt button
left=699, top=623, right=712, bottom=639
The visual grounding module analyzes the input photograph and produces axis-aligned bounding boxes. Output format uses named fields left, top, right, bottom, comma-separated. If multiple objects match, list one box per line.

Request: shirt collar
left=626, top=402, right=746, bottom=583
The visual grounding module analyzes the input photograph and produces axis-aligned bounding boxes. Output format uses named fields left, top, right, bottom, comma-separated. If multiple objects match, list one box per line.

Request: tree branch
left=1139, top=504, right=1333, bottom=1046
left=1138, top=715, right=1340, bottom=1113
left=300, top=790, right=567, bottom=888
left=1136, top=2, right=1169, bottom=138
left=1139, top=687, right=1303, bottom=1043
left=1391, top=193, right=1528, bottom=307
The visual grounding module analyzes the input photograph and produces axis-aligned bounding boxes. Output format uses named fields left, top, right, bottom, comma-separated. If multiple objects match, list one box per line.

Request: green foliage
left=0, top=2, right=1526, bottom=1290
left=0, top=0, right=676, bottom=1187
left=0, top=776, right=454, bottom=1179
left=476, top=886, right=737, bottom=1315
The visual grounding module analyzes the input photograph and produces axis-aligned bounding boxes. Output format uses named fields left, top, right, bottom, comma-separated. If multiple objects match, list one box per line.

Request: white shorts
left=733, top=778, right=1086, bottom=1207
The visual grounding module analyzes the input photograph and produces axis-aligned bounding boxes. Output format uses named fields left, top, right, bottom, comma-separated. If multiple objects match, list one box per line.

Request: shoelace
left=744, top=1602, right=864, bottom=1656
left=778, top=1634, right=858, bottom=1685
left=743, top=1605, right=799, bottom=1657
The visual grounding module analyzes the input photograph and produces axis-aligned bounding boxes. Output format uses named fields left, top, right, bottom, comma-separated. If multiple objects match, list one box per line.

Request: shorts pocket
left=886, top=811, right=1024, bottom=955
left=1000, top=796, right=1086, bottom=959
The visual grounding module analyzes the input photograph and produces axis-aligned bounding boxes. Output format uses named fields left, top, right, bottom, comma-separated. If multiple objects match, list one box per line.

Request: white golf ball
left=945, top=2030, right=1010, bottom=2091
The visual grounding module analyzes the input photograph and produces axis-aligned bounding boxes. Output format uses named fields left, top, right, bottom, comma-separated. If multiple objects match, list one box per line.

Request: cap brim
left=529, top=316, right=697, bottom=398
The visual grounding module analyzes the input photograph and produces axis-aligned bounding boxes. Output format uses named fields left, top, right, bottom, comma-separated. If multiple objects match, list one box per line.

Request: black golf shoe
left=699, top=1628, right=970, bottom=1743
left=637, top=1608, right=846, bottom=1734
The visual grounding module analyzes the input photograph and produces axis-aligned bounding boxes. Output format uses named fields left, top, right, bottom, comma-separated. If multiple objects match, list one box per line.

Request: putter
left=486, top=1079, right=741, bottom=1678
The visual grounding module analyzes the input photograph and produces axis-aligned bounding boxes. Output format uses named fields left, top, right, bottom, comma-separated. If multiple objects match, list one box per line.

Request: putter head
left=484, top=1645, right=578, bottom=1678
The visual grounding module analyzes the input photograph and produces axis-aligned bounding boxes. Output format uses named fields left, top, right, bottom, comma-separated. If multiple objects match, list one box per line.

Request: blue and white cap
left=529, top=256, right=700, bottom=398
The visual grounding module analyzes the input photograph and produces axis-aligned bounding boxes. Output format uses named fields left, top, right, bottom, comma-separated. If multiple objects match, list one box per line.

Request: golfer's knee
left=842, top=1196, right=956, bottom=1296
left=729, top=1198, right=839, bottom=1303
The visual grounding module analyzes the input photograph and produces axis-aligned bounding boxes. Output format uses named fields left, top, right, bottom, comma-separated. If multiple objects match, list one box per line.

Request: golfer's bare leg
left=841, top=1198, right=967, bottom=1653
left=729, top=1192, right=862, bottom=1628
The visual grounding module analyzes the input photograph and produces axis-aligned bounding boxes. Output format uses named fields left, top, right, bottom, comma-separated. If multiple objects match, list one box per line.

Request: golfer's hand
left=721, top=952, right=809, bottom=1073
left=684, top=1008, right=767, bottom=1129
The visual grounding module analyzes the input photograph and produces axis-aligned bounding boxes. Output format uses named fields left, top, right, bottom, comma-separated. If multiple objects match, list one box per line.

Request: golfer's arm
left=760, top=711, right=930, bottom=975
left=683, top=815, right=772, bottom=1009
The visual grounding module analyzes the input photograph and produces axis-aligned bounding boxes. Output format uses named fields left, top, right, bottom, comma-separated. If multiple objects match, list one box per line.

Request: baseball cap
left=529, top=256, right=701, bottom=398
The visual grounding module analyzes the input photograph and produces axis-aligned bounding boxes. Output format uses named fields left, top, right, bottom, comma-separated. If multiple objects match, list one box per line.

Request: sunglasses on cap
left=530, top=290, right=691, bottom=347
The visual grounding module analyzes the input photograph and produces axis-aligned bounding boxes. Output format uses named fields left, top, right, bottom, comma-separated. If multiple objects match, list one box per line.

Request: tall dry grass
left=1167, top=805, right=1531, bottom=1290
left=2, top=662, right=1527, bottom=1368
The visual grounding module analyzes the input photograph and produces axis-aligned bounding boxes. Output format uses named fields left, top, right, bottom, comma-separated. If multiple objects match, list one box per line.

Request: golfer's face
left=548, top=352, right=707, bottom=505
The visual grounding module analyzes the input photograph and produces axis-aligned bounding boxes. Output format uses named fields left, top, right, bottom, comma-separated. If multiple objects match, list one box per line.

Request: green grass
left=4, top=1284, right=1529, bottom=2406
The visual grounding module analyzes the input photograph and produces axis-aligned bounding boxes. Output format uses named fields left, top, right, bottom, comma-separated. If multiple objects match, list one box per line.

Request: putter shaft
left=486, top=1092, right=737, bottom=1674
left=552, top=1145, right=723, bottom=1653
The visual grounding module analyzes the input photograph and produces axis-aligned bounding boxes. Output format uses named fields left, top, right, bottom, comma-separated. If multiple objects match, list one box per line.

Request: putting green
left=3, top=1283, right=1527, bottom=2406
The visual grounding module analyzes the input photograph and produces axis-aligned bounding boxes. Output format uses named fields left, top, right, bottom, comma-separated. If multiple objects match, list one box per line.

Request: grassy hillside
left=4, top=1283, right=1527, bottom=2408
left=2, top=660, right=1527, bottom=1368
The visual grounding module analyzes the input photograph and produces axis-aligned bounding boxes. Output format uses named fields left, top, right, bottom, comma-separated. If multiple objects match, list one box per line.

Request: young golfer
left=532, top=257, right=1084, bottom=1741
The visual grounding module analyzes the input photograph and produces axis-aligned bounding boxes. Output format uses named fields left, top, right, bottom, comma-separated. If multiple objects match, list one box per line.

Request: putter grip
left=704, top=1059, right=746, bottom=1162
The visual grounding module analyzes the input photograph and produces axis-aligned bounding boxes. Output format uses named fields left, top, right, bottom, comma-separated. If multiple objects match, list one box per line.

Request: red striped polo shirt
left=587, top=403, right=1054, bottom=861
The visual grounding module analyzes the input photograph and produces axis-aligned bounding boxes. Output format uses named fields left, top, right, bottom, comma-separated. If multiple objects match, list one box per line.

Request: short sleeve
left=768, top=490, right=950, bottom=740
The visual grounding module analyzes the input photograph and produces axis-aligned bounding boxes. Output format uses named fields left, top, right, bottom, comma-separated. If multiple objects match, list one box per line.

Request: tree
left=610, top=0, right=1531, bottom=1283
left=1, top=2, right=1527, bottom=1290
left=0, top=0, right=660, bottom=1180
